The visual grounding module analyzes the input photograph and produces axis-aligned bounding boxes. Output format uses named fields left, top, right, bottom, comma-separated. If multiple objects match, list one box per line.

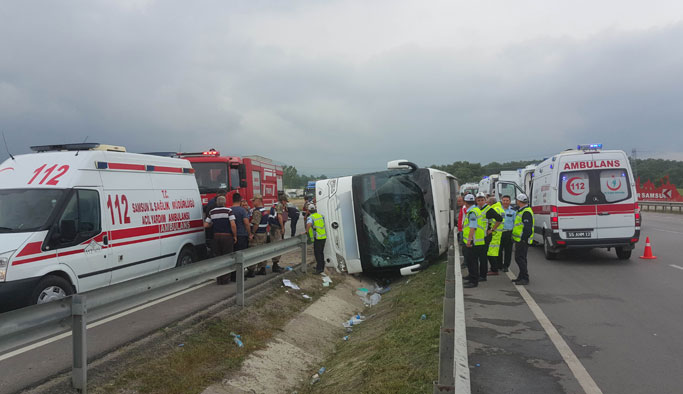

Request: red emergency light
left=202, top=149, right=220, bottom=156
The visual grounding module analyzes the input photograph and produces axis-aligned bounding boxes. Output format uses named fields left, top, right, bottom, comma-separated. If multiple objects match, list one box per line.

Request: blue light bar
left=578, top=143, right=603, bottom=150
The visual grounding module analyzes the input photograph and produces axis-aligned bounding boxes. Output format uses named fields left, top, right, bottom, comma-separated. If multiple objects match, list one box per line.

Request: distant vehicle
left=459, top=182, right=479, bottom=196
left=478, top=174, right=499, bottom=197
left=175, top=150, right=283, bottom=208
left=0, top=143, right=204, bottom=310
left=315, top=160, right=458, bottom=276
left=530, top=144, right=640, bottom=260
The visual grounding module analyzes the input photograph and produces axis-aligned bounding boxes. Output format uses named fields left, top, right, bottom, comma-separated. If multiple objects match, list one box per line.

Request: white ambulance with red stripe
left=531, top=144, right=640, bottom=260
left=0, top=143, right=204, bottom=310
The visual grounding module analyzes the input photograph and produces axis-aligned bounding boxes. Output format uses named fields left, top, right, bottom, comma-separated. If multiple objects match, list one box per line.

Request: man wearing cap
left=485, top=196, right=505, bottom=275
left=500, top=195, right=516, bottom=272
left=475, top=193, right=503, bottom=281
left=511, top=193, right=534, bottom=285
left=268, top=195, right=286, bottom=273
left=306, top=204, right=327, bottom=274
left=462, top=193, right=486, bottom=288
left=204, top=189, right=227, bottom=256
left=247, top=194, right=269, bottom=277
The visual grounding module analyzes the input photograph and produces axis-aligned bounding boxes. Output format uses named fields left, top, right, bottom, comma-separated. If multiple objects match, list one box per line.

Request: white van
left=315, top=160, right=457, bottom=276
left=530, top=145, right=640, bottom=260
left=0, top=143, right=205, bottom=309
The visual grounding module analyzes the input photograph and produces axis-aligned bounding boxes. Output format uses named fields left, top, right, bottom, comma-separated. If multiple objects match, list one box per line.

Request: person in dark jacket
left=511, top=193, right=534, bottom=285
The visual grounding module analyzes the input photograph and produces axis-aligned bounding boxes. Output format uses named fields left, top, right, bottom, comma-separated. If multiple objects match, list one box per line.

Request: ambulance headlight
left=0, top=254, right=9, bottom=282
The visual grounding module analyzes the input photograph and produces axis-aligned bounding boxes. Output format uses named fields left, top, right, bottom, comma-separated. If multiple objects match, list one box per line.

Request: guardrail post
left=300, top=235, right=308, bottom=273
left=235, top=252, right=245, bottom=307
left=71, top=295, right=87, bottom=393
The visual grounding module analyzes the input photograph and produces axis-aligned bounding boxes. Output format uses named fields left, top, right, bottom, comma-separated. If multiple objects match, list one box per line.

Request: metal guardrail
left=0, top=234, right=309, bottom=393
left=434, top=234, right=470, bottom=394
left=639, top=201, right=683, bottom=212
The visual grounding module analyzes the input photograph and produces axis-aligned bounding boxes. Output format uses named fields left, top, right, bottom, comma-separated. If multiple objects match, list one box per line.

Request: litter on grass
left=302, top=294, right=312, bottom=300
left=282, top=279, right=300, bottom=290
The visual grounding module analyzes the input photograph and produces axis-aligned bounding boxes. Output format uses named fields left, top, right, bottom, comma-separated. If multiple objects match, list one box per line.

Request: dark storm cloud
left=0, top=1, right=682, bottom=175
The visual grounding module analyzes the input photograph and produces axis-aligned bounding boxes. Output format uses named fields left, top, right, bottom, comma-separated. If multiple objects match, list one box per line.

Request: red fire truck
left=177, top=149, right=283, bottom=208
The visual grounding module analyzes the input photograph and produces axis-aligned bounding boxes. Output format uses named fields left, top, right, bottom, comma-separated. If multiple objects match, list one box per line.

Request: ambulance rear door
left=557, top=156, right=598, bottom=241
left=594, top=153, right=636, bottom=239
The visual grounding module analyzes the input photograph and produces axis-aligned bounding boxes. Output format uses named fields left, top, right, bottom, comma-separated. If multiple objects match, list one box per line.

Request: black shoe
left=502, top=267, right=509, bottom=272
left=513, top=279, right=529, bottom=285
left=463, top=282, right=478, bottom=288
left=257, top=267, right=267, bottom=275
left=463, top=276, right=473, bottom=281
left=511, top=277, right=519, bottom=282
left=246, top=270, right=256, bottom=278
left=479, top=277, right=487, bottom=282
left=272, top=265, right=283, bottom=273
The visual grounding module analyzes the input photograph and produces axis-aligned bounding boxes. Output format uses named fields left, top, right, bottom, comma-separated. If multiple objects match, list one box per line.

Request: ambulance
left=530, top=145, right=640, bottom=260
left=315, top=160, right=458, bottom=276
left=0, top=143, right=205, bottom=309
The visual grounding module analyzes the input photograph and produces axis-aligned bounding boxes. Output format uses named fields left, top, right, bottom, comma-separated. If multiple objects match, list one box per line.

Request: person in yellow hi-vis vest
left=511, top=193, right=535, bottom=285
left=486, top=197, right=505, bottom=275
left=463, top=193, right=488, bottom=288
left=306, top=204, right=327, bottom=274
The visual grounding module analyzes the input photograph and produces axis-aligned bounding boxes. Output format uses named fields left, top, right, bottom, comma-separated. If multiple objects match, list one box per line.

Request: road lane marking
left=649, top=227, right=683, bottom=235
left=0, top=281, right=213, bottom=362
left=506, top=271, right=603, bottom=394
left=669, top=264, right=683, bottom=271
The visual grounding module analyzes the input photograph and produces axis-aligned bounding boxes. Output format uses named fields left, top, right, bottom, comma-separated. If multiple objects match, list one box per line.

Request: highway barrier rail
left=639, top=201, right=683, bottom=213
left=434, top=234, right=470, bottom=394
left=0, top=235, right=309, bottom=394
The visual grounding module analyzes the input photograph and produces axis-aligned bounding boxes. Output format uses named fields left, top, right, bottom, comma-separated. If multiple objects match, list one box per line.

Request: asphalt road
left=466, top=211, right=683, bottom=394
left=0, top=225, right=308, bottom=394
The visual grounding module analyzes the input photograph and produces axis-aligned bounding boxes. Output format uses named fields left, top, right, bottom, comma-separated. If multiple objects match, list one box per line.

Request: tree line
left=283, top=157, right=683, bottom=189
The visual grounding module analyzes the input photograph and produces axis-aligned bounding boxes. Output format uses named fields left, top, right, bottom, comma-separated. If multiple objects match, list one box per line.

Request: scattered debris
left=283, top=279, right=301, bottom=290
left=343, top=336, right=350, bottom=341
left=230, top=332, right=244, bottom=348
left=286, top=266, right=293, bottom=271
left=302, top=294, right=312, bottom=300
left=368, top=293, right=381, bottom=306
left=310, top=373, right=320, bottom=385
left=475, top=363, right=481, bottom=367
left=177, top=343, right=184, bottom=347
left=318, top=367, right=326, bottom=375
left=420, top=314, right=427, bottom=320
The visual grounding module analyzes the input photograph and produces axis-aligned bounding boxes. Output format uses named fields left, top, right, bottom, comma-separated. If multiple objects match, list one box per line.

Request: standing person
left=204, top=189, right=227, bottom=256
left=229, top=193, right=251, bottom=281
left=456, top=195, right=467, bottom=269
left=287, top=200, right=301, bottom=238
left=477, top=193, right=502, bottom=281
left=511, top=193, right=534, bottom=285
left=462, top=194, right=486, bottom=288
left=247, top=194, right=269, bottom=277
left=268, top=197, right=286, bottom=272
left=204, top=196, right=236, bottom=285
left=500, top=195, right=516, bottom=272
left=306, top=204, right=327, bottom=274
left=486, top=197, right=505, bottom=275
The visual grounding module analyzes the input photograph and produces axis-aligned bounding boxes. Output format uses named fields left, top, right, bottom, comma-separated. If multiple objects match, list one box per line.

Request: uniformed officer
left=463, top=194, right=487, bottom=288
left=246, top=194, right=269, bottom=277
left=476, top=193, right=503, bottom=280
left=511, top=193, right=534, bottom=285
left=500, top=195, right=516, bottom=272
left=268, top=197, right=286, bottom=273
left=486, top=197, right=505, bottom=275
left=306, top=204, right=327, bottom=274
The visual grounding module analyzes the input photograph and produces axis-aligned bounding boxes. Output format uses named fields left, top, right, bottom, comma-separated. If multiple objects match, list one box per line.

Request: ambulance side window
left=53, top=190, right=101, bottom=247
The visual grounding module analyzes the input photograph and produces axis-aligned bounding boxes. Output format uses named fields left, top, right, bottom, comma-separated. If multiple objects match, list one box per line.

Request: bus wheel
left=176, top=246, right=196, bottom=267
left=32, top=275, right=74, bottom=305
left=543, top=236, right=559, bottom=260
left=616, top=247, right=632, bottom=260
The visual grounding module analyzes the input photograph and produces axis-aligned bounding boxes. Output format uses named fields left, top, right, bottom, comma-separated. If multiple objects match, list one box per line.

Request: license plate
left=566, top=231, right=591, bottom=238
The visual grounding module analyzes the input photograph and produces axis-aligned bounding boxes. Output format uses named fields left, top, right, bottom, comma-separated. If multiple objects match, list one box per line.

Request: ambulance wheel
left=543, top=236, right=558, bottom=260
left=616, top=247, right=632, bottom=260
left=32, top=275, right=74, bottom=305
left=176, top=246, right=196, bottom=267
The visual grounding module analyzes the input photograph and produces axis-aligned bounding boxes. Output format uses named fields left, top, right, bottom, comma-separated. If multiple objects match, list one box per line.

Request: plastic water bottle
left=230, top=332, right=244, bottom=348
left=318, top=367, right=326, bottom=375
left=343, top=335, right=350, bottom=341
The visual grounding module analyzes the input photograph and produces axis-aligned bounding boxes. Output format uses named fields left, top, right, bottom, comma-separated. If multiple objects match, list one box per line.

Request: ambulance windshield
left=352, top=169, right=438, bottom=270
left=191, top=162, right=229, bottom=194
left=0, top=189, right=67, bottom=232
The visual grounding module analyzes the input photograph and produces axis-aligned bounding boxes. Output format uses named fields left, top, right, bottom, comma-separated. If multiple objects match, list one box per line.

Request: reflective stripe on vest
left=463, top=207, right=486, bottom=245
left=512, top=206, right=535, bottom=244
left=308, top=213, right=327, bottom=241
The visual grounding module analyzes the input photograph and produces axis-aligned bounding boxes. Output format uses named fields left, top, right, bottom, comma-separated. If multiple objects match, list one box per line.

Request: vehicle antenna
left=75, top=136, right=89, bottom=156
left=2, top=131, right=15, bottom=160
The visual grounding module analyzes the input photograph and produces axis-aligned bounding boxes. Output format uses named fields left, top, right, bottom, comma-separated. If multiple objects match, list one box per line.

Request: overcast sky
left=1, top=0, right=682, bottom=176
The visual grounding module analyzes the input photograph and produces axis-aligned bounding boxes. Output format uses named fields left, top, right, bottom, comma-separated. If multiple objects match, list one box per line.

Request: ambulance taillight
left=550, top=205, right=559, bottom=230
left=634, top=203, right=641, bottom=227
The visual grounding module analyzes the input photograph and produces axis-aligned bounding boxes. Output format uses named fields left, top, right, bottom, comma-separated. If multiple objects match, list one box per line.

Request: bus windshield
left=352, top=169, right=438, bottom=270
left=191, top=162, right=229, bottom=194
left=0, top=189, right=68, bottom=233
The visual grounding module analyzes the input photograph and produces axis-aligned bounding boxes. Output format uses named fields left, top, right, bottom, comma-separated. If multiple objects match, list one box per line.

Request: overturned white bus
left=315, top=160, right=458, bottom=276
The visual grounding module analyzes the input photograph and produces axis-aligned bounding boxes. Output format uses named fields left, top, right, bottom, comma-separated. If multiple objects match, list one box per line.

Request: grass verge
left=94, top=273, right=331, bottom=394
left=297, top=261, right=446, bottom=394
